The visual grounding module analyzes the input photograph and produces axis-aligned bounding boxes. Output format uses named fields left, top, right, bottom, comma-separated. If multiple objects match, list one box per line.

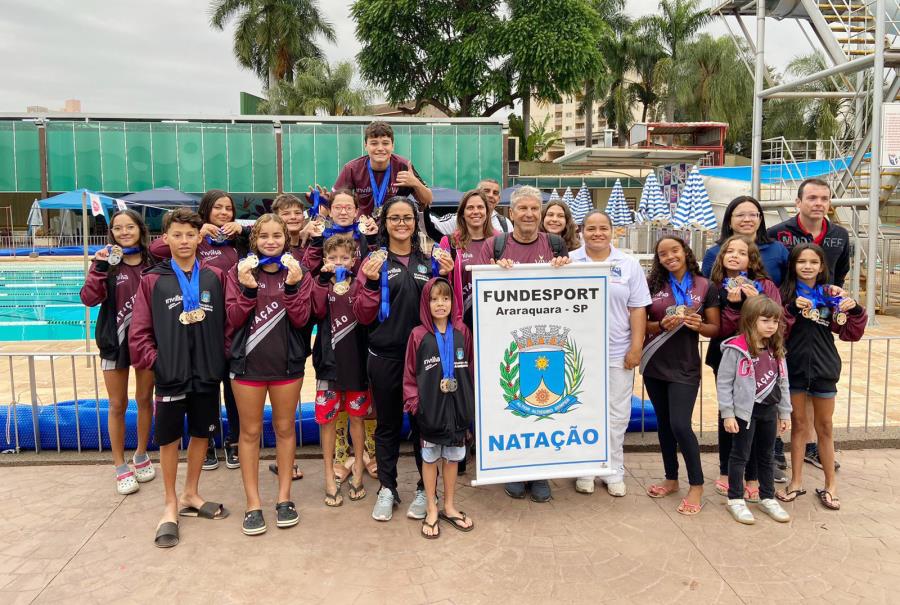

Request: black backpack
left=492, top=233, right=566, bottom=261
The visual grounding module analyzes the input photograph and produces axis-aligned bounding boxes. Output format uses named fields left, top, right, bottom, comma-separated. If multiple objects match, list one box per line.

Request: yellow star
left=535, top=356, right=550, bottom=371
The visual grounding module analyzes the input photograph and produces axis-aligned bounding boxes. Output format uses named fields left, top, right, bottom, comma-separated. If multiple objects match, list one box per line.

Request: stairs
left=818, top=0, right=898, bottom=58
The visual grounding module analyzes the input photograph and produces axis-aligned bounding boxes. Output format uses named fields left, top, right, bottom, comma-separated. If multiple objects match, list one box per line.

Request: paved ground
left=1, top=449, right=898, bottom=604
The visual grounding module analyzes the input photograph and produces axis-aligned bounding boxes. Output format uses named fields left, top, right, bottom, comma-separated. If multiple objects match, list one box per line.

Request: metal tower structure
left=712, top=0, right=900, bottom=319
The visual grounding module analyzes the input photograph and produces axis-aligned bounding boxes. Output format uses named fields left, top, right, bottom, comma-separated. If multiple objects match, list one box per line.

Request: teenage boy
left=131, top=208, right=230, bottom=548
left=333, top=121, right=433, bottom=216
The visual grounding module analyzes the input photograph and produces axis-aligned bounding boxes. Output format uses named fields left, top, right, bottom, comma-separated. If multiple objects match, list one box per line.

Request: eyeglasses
left=733, top=212, right=760, bottom=220
left=331, top=205, right=355, bottom=214
left=386, top=215, right=415, bottom=225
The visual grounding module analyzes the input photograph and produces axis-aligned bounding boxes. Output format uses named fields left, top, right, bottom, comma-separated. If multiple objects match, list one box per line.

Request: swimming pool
left=0, top=262, right=97, bottom=341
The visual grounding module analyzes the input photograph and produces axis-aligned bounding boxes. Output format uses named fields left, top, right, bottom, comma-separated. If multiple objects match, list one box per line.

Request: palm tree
left=597, top=15, right=636, bottom=147
left=583, top=0, right=624, bottom=148
left=640, top=0, right=711, bottom=121
left=628, top=37, right=667, bottom=122
left=209, top=0, right=336, bottom=91
left=509, top=115, right=563, bottom=161
left=261, top=59, right=375, bottom=116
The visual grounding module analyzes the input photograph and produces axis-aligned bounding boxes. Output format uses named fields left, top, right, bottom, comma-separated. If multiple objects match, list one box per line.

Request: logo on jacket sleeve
left=201, top=290, right=211, bottom=304
left=456, top=347, right=464, bottom=360
left=500, top=324, right=583, bottom=419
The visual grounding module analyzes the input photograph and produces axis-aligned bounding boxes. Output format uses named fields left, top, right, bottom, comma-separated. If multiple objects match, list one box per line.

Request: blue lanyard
left=378, top=249, right=390, bottom=322
left=668, top=272, right=693, bottom=306
left=367, top=159, right=391, bottom=213
left=431, top=245, right=441, bottom=277
left=434, top=324, right=455, bottom=381
left=171, top=259, right=200, bottom=312
left=205, top=236, right=231, bottom=247
left=738, top=271, right=764, bottom=293
left=335, top=266, right=348, bottom=282
left=258, top=254, right=286, bottom=270
left=309, top=189, right=321, bottom=218
left=797, top=282, right=826, bottom=307
left=323, top=222, right=360, bottom=240
left=113, top=245, right=142, bottom=255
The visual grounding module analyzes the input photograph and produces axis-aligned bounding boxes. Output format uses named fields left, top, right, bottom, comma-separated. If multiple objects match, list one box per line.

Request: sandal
left=647, top=483, right=678, bottom=498
left=133, top=457, right=156, bottom=483
left=714, top=479, right=728, bottom=496
left=348, top=476, right=367, bottom=501
left=815, top=488, right=841, bottom=510
left=676, top=498, right=703, bottom=516
left=116, top=469, right=139, bottom=496
left=333, top=460, right=351, bottom=486
left=439, top=510, right=474, bottom=532
left=178, top=501, right=229, bottom=520
left=269, top=463, right=303, bottom=481
left=421, top=518, right=440, bottom=540
left=154, top=521, right=179, bottom=548
left=363, top=451, right=378, bottom=479
left=744, top=486, right=760, bottom=503
left=324, top=487, right=343, bottom=507
left=776, top=488, right=807, bottom=502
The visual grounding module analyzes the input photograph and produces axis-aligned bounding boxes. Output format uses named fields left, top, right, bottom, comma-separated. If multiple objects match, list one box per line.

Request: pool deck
left=1, top=449, right=898, bottom=604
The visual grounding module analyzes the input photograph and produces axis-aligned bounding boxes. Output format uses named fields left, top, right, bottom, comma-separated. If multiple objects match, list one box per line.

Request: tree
left=597, top=17, right=636, bottom=146
left=639, top=0, right=710, bottom=120
left=261, top=59, right=375, bottom=116
left=509, top=115, right=562, bottom=161
left=628, top=36, right=667, bottom=122
left=209, top=0, right=336, bottom=91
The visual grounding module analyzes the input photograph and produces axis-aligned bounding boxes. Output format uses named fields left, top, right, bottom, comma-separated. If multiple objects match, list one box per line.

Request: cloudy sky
left=0, top=0, right=814, bottom=115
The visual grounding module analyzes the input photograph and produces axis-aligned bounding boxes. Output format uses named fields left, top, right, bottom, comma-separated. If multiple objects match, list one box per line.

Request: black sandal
left=776, top=488, right=807, bottom=503
left=439, top=510, right=474, bottom=532
left=154, top=521, right=179, bottom=548
left=269, top=463, right=303, bottom=480
left=348, top=476, right=367, bottom=501
left=178, top=501, right=229, bottom=520
left=324, top=487, right=343, bottom=507
left=816, top=488, right=841, bottom=510
left=421, top=518, right=440, bottom=539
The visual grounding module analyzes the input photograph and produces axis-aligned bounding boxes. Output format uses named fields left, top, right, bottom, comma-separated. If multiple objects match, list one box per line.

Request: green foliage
left=509, top=115, right=562, bottom=161
left=261, top=59, right=375, bottom=116
left=500, top=341, right=520, bottom=403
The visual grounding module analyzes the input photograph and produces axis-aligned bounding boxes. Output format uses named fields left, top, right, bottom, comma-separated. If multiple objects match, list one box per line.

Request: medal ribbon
left=258, top=254, right=286, bottom=270
left=797, top=283, right=827, bottom=308
left=335, top=266, right=348, bottom=283
left=309, top=189, right=321, bottom=218
left=323, top=222, right=360, bottom=240
left=171, top=259, right=200, bottom=312
left=367, top=159, right=391, bottom=215
left=377, top=249, right=390, bottom=322
left=111, top=245, right=142, bottom=255
left=431, top=245, right=441, bottom=278
left=668, top=272, right=693, bottom=306
left=738, top=271, right=764, bottom=293
left=434, top=323, right=455, bottom=382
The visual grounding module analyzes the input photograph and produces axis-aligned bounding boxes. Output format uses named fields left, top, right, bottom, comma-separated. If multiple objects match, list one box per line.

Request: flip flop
left=438, top=510, right=474, bottom=532
left=324, top=487, right=343, bottom=507
left=815, top=488, right=841, bottom=510
left=714, top=479, right=728, bottom=496
left=154, top=521, right=179, bottom=548
left=647, top=484, right=678, bottom=498
left=676, top=498, right=703, bottom=516
left=348, top=476, right=367, bottom=501
left=178, top=501, right=229, bottom=520
left=776, top=488, right=807, bottom=502
left=421, top=518, right=440, bottom=540
left=269, top=463, right=303, bottom=480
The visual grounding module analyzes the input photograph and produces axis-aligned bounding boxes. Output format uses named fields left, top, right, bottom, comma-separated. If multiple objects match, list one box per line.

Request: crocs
left=116, top=469, right=139, bottom=495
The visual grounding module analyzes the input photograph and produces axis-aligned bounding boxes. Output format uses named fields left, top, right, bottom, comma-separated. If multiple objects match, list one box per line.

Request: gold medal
left=725, top=277, right=739, bottom=289
left=280, top=254, right=298, bottom=270
left=190, top=308, right=206, bottom=323
left=665, top=306, right=677, bottom=316
left=179, top=311, right=191, bottom=325
left=801, top=307, right=810, bottom=319
left=834, top=311, right=847, bottom=325
left=370, top=249, right=388, bottom=265
left=808, top=308, right=820, bottom=322
left=333, top=280, right=350, bottom=295
left=440, top=378, right=458, bottom=393
left=372, top=206, right=382, bottom=220
left=675, top=305, right=687, bottom=317
left=239, top=254, right=259, bottom=271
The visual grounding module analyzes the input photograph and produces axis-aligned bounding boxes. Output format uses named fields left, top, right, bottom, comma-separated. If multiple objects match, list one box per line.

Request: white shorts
left=421, top=440, right=466, bottom=464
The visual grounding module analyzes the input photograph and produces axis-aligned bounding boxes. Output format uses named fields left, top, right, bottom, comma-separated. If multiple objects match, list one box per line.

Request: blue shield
left=518, top=349, right=565, bottom=407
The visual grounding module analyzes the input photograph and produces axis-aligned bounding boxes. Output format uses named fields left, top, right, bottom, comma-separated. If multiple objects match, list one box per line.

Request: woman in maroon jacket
left=80, top=209, right=156, bottom=496
left=225, top=214, right=312, bottom=536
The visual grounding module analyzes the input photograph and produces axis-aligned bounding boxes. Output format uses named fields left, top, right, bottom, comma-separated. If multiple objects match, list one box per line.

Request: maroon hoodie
left=402, top=277, right=475, bottom=446
left=310, top=269, right=368, bottom=390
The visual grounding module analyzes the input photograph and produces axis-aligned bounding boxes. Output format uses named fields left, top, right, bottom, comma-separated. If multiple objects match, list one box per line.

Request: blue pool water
left=0, top=263, right=97, bottom=341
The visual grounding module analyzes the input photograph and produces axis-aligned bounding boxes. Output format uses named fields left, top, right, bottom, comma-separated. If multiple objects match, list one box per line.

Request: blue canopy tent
left=429, top=187, right=466, bottom=207
left=122, top=186, right=199, bottom=206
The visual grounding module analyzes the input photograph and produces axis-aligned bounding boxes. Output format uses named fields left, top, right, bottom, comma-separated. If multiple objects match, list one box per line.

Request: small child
left=402, top=278, right=475, bottom=539
left=717, top=295, right=792, bottom=525
left=311, top=235, right=371, bottom=506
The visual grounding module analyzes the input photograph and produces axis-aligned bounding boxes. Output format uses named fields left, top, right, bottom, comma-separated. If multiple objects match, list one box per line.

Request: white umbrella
left=644, top=174, right=672, bottom=223
left=561, top=186, right=575, bottom=206
left=638, top=173, right=661, bottom=220
left=670, top=183, right=692, bottom=228
left=571, top=183, right=593, bottom=225
left=605, top=179, right=632, bottom=226
left=683, top=166, right=718, bottom=230
left=549, top=188, right=560, bottom=202
left=27, top=200, right=43, bottom=255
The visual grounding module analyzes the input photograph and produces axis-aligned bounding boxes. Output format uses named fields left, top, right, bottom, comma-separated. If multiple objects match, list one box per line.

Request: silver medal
left=440, top=378, right=458, bottom=393
left=108, top=245, right=123, bottom=266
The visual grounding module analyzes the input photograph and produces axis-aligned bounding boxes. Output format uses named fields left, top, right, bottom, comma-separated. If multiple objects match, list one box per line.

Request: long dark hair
left=197, top=189, right=235, bottom=224
left=647, top=236, right=702, bottom=295
left=540, top=201, right=581, bottom=252
left=718, top=196, right=771, bottom=245
left=107, top=209, right=152, bottom=269
left=780, top=242, right=829, bottom=305
left=709, top=235, right=770, bottom=285
left=453, top=190, right=494, bottom=249
left=377, top=196, right=422, bottom=255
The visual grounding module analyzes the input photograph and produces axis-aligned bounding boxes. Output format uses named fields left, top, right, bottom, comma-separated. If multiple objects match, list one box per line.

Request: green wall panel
left=73, top=123, right=101, bottom=191
left=150, top=123, right=178, bottom=188
left=456, top=126, right=481, bottom=191
left=251, top=124, right=276, bottom=193
left=177, top=124, right=204, bottom=193
left=0, top=123, right=15, bottom=191
left=227, top=123, right=253, bottom=192
left=16, top=123, right=41, bottom=192
left=479, top=129, right=503, bottom=186
left=47, top=122, right=75, bottom=192
left=337, top=124, right=363, bottom=169
left=409, top=126, right=434, bottom=187
left=203, top=124, right=228, bottom=191
left=283, top=124, right=315, bottom=193
left=433, top=127, right=457, bottom=188
left=313, top=124, right=339, bottom=188
left=125, top=123, right=153, bottom=192
left=99, top=122, right=127, bottom=193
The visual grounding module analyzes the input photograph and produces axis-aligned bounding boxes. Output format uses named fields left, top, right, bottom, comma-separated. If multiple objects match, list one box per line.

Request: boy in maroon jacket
left=130, top=208, right=229, bottom=548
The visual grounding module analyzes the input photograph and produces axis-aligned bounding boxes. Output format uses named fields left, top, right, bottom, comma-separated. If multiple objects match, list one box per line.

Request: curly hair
left=709, top=235, right=771, bottom=286
left=107, top=209, right=152, bottom=270
left=739, top=295, right=786, bottom=360
left=197, top=189, right=235, bottom=225
left=376, top=196, right=422, bottom=255
left=249, top=213, right=289, bottom=257
left=647, top=236, right=702, bottom=295
left=540, top=201, right=581, bottom=252
left=453, top=189, right=494, bottom=250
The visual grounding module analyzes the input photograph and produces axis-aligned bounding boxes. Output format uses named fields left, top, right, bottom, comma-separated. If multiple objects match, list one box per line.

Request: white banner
left=470, top=262, right=612, bottom=486
left=882, top=102, right=900, bottom=168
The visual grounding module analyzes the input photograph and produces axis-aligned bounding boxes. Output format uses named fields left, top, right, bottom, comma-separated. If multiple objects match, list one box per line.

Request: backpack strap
left=547, top=233, right=566, bottom=258
left=496, top=213, right=509, bottom=233
left=492, top=233, right=510, bottom=261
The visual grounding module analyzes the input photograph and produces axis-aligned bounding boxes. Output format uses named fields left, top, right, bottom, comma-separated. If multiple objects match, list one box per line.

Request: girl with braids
left=540, top=200, right=581, bottom=253
left=641, top=237, right=720, bottom=515
left=353, top=196, right=453, bottom=523
left=225, top=214, right=312, bottom=535
left=81, top=209, right=157, bottom=495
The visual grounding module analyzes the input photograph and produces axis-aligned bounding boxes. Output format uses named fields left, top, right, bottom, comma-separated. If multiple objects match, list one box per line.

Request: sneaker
left=774, top=438, right=787, bottom=470
left=504, top=482, right=527, bottom=499
left=773, top=466, right=788, bottom=483
left=530, top=480, right=552, bottom=503
left=575, top=476, right=595, bottom=494
left=116, top=469, right=139, bottom=495
left=372, top=487, right=396, bottom=522
left=242, top=509, right=266, bottom=535
left=605, top=481, right=627, bottom=497
left=132, top=456, right=156, bottom=483
left=726, top=499, right=755, bottom=525
left=202, top=446, right=219, bottom=471
left=275, top=501, right=300, bottom=528
left=224, top=443, right=240, bottom=469
left=804, top=443, right=823, bottom=469
left=834, top=458, right=841, bottom=472
left=406, top=489, right=427, bottom=520
left=758, top=498, right=791, bottom=523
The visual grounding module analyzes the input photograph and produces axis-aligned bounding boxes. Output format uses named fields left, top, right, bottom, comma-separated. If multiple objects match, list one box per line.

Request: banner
left=882, top=102, right=900, bottom=168
left=470, top=262, right=611, bottom=486
left=88, top=193, right=108, bottom=223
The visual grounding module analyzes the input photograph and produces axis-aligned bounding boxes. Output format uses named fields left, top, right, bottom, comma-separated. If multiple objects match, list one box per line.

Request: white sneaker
left=727, top=498, right=755, bottom=524
left=372, top=487, right=396, bottom=522
left=406, top=489, right=427, bottom=519
left=575, top=476, right=595, bottom=494
left=605, top=481, right=627, bottom=497
left=758, top=498, right=791, bottom=523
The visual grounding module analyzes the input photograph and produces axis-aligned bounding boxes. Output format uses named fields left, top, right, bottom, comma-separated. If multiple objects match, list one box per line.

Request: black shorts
left=154, top=390, right=220, bottom=446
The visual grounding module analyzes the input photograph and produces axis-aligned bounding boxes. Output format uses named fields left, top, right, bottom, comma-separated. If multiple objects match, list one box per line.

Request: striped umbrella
left=638, top=173, right=660, bottom=219
left=561, top=186, right=575, bottom=206
left=644, top=173, right=671, bottom=223
left=683, top=166, right=718, bottom=230
left=571, top=183, right=593, bottom=225
left=605, top=179, right=632, bottom=226
left=549, top=188, right=560, bottom=202
left=670, top=180, right=692, bottom=227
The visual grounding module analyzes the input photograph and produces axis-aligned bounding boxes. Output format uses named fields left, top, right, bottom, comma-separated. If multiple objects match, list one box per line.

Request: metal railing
left=0, top=234, right=109, bottom=254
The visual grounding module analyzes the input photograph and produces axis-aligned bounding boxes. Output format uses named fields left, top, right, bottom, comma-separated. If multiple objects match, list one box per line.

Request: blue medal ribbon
left=113, top=245, right=142, bottom=255
left=258, top=254, right=286, bottom=270
left=739, top=271, right=764, bottom=293
left=309, top=189, right=321, bottom=218
left=171, top=259, right=200, bottom=312
left=668, top=272, right=693, bottom=306
left=797, top=282, right=827, bottom=308
left=323, top=222, right=360, bottom=240
left=377, top=249, right=390, bottom=322
left=205, top=236, right=231, bottom=246
left=431, top=245, right=441, bottom=277
left=433, top=323, right=455, bottom=383
left=335, top=266, right=348, bottom=283
left=367, top=159, right=391, bottom=215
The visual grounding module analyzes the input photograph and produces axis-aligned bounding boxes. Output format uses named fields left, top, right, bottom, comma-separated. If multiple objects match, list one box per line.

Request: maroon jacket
left=150, top=235, right=244, bottom=273
left=302, top=231, right=377, bottom=276
left=720, top=278, right=781, bottom=338
left=129, top=260, right=227, bottom=396
left=310, top=270, right=369, bottom=390
left=402, top=278, right=474, bottom=446
left=334, top=153, right=424, bottom=217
